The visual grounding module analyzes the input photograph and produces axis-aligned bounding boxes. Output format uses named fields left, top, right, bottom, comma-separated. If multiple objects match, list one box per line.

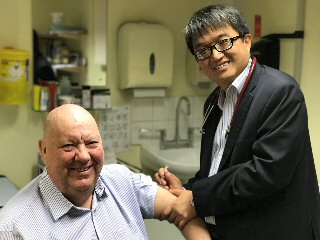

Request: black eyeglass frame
left=194, top=35, right=245, bottom=61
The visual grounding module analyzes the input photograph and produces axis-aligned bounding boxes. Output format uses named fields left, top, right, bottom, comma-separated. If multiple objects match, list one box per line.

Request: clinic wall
left=0, top=0, right=43, bottom=189
left=299, top=0, right=320, bottom=176
left=106, top=0, right=222, bottom=106
left=235, top=0, right=304, bottom=80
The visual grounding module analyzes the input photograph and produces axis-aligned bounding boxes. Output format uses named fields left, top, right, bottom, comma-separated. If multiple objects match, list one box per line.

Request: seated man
left=0, top=104, right=210, bottom=239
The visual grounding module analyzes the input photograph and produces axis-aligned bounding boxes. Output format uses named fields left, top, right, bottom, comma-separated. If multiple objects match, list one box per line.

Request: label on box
left=92, top=89, right=111, bottom=109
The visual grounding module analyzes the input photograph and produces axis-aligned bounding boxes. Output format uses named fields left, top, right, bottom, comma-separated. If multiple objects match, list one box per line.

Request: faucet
left=160, top=96, right=193, bottom=149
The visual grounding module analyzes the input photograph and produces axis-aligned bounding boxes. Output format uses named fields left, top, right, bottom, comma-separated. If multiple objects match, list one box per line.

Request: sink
left=140, top=145, right=200, bottom=181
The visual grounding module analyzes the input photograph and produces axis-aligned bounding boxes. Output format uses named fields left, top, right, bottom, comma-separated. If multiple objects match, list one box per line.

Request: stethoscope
left=200, top=56, right=257, bottom=135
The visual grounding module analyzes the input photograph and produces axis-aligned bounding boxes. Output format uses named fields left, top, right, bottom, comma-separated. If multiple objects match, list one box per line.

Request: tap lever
left=139, top=128, right=164, bottom=136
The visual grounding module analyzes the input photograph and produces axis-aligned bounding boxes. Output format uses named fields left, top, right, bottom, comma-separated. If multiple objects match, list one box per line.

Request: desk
left=0, top=176, right=19, bottom=208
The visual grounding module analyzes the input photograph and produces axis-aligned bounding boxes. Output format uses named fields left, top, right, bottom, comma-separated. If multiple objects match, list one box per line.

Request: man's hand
left=155, top=167, right=183, bottom=190
left=161, top=189, right=197, bottom=230
left=154, top=187, right=210, bottom=239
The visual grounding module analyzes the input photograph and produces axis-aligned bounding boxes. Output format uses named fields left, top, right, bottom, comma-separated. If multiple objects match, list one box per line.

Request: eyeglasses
left=194, top=35, right=243, bottom=60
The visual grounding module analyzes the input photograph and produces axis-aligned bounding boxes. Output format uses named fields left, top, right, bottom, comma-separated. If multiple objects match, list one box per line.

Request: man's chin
left=70, top=178, right=96, bottom=192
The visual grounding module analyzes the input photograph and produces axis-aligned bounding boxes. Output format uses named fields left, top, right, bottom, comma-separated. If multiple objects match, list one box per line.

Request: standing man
left=156, top=5, right=320, bottom=240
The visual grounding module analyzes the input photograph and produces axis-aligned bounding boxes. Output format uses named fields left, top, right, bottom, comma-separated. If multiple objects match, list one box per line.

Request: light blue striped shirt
left=0, top=164, right=157, bottom=240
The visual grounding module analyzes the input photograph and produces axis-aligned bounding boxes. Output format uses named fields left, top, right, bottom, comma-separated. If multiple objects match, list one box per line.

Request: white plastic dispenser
left=118, top=22, right=174, bottom=89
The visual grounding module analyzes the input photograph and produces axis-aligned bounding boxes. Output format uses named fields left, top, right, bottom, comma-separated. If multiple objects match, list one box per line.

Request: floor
left=144, top=219, right=185, bottom=240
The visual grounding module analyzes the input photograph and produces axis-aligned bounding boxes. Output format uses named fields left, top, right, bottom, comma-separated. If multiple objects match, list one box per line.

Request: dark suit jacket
left=185, top=62, right=320, bottom=240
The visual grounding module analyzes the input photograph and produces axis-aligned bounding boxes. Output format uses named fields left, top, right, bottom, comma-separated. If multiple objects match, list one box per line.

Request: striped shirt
left=205, top=58, right=252, bottom=225
left=0, top=164, right=157, bottom=240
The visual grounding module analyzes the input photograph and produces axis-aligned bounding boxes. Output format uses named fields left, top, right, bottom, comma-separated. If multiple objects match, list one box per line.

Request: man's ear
left=244, top=34, right=252, bottom=48
left=38, top=139, right=47, bottom=163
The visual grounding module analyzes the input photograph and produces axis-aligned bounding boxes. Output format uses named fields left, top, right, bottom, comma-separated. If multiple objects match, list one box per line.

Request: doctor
left=156, top=5, right=320, bottom=240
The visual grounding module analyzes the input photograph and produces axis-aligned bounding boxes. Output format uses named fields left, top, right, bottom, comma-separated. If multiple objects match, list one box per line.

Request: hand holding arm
left=164, top=189, right=197, bottom=229
left=155, top=167, right=183, bottom=190
left=154, top=186, right=209, bottom=240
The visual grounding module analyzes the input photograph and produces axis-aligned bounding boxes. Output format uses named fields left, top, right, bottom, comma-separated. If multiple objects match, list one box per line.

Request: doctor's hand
left=155, top=167, right=183, bottom=190
left=160, top=189, right=197, bottom=230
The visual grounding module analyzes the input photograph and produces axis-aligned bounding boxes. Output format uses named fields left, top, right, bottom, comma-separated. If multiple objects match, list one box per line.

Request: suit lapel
left=218, top=63, right=261, bottom=171
left=200, top=105, right=222, bottom=176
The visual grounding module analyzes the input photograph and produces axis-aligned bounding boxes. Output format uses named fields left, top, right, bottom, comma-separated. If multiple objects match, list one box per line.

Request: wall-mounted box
left=118, top=22, right=174, bottom=89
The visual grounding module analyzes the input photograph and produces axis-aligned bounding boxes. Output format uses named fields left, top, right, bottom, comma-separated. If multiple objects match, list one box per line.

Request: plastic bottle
left=82, top=85, right=91, bottom=109
left=59, top=76, right=72, bottom=95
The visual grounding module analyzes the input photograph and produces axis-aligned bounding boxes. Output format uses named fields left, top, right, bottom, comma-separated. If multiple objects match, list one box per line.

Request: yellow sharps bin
left=0, top=48, right=30, bottom=104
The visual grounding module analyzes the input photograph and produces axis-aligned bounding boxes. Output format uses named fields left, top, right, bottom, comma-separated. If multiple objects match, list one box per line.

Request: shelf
left=52, top=64, right=87, bottom=73
left=32, top=107, right=111, bottom=112
left=39, top=31, right=86, bottom=40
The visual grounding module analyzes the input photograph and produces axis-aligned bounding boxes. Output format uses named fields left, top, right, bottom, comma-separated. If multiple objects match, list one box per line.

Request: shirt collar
left=39, top=168, right=108, bottom=221
left=218, top=58, right=253, bottom=108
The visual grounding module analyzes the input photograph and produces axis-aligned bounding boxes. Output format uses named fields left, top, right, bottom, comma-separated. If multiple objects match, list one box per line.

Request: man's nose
left=75, top=145, right=90, bottom=161
left=210, top=48, right=223, bottom=61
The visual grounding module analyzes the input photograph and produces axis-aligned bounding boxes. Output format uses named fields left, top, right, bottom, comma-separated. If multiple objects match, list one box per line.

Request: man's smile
left=70, top=165, right=92, bottom=173
left=213, top=61, right=230, bottom=71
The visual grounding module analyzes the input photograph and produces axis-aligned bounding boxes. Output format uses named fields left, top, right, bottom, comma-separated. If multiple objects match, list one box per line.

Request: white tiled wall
left=131, top=96, right=206, bottom=150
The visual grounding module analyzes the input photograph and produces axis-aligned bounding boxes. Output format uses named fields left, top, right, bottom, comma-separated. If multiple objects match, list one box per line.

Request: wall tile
left=131, top=98, right=153, bottom=121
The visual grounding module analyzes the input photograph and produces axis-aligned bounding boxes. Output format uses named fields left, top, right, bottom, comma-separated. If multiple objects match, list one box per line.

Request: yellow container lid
left=0, top=48, right=29, bottom=60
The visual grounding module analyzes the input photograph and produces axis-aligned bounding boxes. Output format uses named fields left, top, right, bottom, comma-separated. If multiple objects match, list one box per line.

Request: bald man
left=0, top=104, right=210, bottom=240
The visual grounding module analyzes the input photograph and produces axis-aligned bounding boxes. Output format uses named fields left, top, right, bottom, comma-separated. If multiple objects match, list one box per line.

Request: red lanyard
left=230, top=56, right=257, bottom=125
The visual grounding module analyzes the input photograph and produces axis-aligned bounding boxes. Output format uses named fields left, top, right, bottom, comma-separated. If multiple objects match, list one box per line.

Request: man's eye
left=218, top=39, right=229, bottom=45
left=196, top=48, right=210, bottom=57
left=62, top=144, right=75, bottom=151
left=86, top=141, right=99, bottom=148
left=201, top=48, right=210, bottom=53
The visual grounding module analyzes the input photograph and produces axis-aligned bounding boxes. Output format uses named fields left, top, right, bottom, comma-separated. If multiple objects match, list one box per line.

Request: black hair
left=185, top=5, right=249, bottom=55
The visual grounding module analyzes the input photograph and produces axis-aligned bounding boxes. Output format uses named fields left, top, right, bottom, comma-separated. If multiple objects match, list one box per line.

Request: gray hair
left=185, top=5, right=249, bottom=55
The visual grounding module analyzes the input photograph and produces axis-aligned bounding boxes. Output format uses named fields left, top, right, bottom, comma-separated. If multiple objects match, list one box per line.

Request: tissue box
left=92, top=89, right=111, bottom=109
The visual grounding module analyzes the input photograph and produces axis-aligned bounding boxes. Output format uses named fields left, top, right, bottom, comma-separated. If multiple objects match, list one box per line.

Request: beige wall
left=300, top=0, right=320, bottom=176
left=0, top=0, right=43, bottom=188
left=106, top=0, right=214, bottom=106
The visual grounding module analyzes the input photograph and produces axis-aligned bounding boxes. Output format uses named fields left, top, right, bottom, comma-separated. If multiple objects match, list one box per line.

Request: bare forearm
left=181, top=217, right=210, bottom=240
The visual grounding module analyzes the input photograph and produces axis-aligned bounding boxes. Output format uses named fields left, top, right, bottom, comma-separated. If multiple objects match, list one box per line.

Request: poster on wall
left=99, top=106, right=131, bottom=163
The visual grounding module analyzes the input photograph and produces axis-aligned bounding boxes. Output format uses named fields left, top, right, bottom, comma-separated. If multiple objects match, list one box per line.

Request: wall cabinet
left=38, top=31, right=87, bottom=81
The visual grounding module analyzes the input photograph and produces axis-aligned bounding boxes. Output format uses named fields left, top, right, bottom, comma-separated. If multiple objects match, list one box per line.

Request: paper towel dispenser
left=118, top=22, right=174, bottom=89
